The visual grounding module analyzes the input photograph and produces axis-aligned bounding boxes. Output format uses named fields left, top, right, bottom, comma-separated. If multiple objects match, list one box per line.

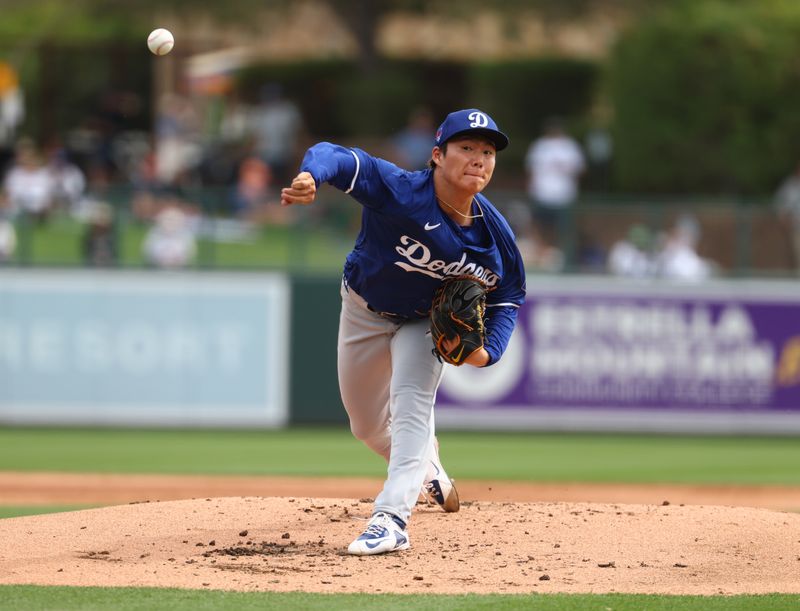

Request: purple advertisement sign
left=437, top=279, right=800, bottom=428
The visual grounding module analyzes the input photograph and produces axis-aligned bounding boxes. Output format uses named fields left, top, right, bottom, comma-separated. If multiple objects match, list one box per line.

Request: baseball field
left=1, top=427, right=799, bottom=609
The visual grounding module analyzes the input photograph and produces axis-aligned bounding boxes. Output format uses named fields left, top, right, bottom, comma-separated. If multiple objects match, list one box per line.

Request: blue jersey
left=301, top=142, right=526, bottom=365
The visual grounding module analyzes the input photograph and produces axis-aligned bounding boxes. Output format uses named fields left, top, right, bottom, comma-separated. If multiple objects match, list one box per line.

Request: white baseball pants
left=338, top=282, right=445, bottom=524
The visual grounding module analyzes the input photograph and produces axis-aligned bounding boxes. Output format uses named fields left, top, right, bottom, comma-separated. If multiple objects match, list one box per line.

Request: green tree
left=609, top=0, right=800, bottom=194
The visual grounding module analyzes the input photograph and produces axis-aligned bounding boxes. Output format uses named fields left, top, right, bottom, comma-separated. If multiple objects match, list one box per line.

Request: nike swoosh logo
left=365, top=538, right=387, bottom=549
left=424, top=222, right=441, bottom=231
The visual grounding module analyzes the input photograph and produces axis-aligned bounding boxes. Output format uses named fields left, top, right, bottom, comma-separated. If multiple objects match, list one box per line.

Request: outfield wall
left=438, top=276, right=800, bottom=434
left=0, top=270, right=290, bottom=427
left=1, top=270, right=799, bottom=433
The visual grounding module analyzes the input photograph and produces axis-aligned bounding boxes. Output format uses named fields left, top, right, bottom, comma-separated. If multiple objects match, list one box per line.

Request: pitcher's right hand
left=281, top=171, right=317, bottom=206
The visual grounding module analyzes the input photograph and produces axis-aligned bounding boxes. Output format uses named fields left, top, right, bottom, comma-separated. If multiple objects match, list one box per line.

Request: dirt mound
left=1, top=496, right=799, bottom=595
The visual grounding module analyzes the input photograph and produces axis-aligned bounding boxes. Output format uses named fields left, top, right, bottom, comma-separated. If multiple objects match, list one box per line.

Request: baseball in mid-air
left=147, top=28, right=174, bottom=56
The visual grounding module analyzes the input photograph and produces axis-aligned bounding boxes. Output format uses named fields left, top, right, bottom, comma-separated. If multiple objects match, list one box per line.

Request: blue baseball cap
left=434, top=108, right=509, bottom=151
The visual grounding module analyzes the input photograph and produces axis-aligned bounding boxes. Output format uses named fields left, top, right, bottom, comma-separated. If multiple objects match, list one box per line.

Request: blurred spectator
left=524, top=117, right=585, bottom=262
left=516, top=228, right=565, bottom=273
left=775, top=161, right=800, bottom=274
left=109, top=129, right=151, bottom=185
left=230, top=154, right=289, bottom=225
left=231, top=155, right=271, bottom=216
left=248, top=83, right=303, bottom=184
left=1, top=138, right=55, bottom=223
left=129, top=150, right=161, bottom=220
left=82, top=202, right=117, bottom=267
left=72, top=164, right=113, bottom=223
left=74, top=90, right=145, bottom=180
left=198, top=139, right=241, bottom=190
left=0, top=214, right=16, bottom=263
left=205, top=94, right=253, bottom=188
left=583, top=125, right=613, bottom=192
left=503, top=198, right=564, bottom=272
left=129, top=145, right=202, bottom=226
left=218, top=93, right=251, bottom=145
left=46, top=147, right=86, bottom=213
left=576, top=231, right=607, bottom=272
left=608, top=224, right=655, bottom=278
left=142, top=205, right=197, bottom=269
left=390, top=106, right=435, bottom=170
left=155, top=93, right=202, bottom=186
left=0, top=61, right=24, bottom=178
left=655, top=213, right=715, bottom=281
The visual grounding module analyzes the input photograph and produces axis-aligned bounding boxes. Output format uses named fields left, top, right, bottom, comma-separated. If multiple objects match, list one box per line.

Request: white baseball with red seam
left=147, top=28, right=174, bottom=56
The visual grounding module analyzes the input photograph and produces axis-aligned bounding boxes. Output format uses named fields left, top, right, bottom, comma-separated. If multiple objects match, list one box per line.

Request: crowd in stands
left=606, top=215, right=717, bottom=282
left=0, top=82, right=308, bottom=268
left=0, top=84, right=795, bottom=277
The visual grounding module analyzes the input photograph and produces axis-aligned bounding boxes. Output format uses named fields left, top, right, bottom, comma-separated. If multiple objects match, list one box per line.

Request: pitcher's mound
left=1, top=496, right=798, bottom=595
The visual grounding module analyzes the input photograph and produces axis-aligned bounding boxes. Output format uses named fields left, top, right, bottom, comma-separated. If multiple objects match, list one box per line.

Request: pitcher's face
left=433, top=136, right=496, bottom=194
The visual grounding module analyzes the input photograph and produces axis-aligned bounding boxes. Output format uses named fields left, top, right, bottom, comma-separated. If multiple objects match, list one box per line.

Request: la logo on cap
left=434, top=108, right=509, bottom=151
left=468, top=112, right=488, bottom=128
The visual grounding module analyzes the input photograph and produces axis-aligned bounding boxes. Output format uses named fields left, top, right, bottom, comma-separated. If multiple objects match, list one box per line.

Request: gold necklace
left=436, top=195, right=484, bottom=220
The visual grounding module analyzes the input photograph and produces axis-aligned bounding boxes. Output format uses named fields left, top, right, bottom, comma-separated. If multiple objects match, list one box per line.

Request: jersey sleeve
left=482, top=305, right=519, bottom=366
left=300, top=142, right=359, bottom=192
left=300, top=143, right=410, bottom=210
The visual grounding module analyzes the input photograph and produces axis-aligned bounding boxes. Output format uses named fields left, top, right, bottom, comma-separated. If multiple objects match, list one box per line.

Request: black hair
left=427, top=141, right=448, bottom=171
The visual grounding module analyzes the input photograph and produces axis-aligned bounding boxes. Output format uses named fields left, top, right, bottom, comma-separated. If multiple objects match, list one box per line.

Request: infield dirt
left=1, top=474, right=800, bottom=595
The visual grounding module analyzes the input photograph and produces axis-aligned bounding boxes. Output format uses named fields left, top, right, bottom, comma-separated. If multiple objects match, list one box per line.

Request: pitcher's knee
left=349, top=422, right=391, bottom=457
left=349, top=419, right=378, bottom=441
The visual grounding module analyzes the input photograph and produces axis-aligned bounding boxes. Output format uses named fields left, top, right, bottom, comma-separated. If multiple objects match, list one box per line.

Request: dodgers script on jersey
left=301, top=142, right=526, bottom=364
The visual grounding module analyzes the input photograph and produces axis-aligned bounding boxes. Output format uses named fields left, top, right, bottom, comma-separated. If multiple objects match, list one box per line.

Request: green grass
left=3, top=429, right=799, bottom=607
left=0, top=587, right=797, bottom=611
left=2, top=427, right=800, bottom=485
left=14, top=214, right=352, bottom=271
left=0, top=505, right=93, bottom=519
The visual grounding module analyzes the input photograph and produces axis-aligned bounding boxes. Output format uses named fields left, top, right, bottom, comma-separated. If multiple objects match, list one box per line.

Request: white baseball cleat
left=422, top=442, right=460, bottom=512
left=347, top=512, right=410, bottom=556
left=422, top=465, right=460, bottom=512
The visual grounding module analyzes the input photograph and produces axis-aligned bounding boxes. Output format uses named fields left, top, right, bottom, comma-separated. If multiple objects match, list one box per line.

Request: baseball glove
left=430, top=275, right=488, bottom=366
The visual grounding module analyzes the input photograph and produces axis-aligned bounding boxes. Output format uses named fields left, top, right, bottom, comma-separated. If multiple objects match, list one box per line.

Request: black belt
left=366, top=304, right=409, bottom=324
left=343, top=276, right=410, bottom=323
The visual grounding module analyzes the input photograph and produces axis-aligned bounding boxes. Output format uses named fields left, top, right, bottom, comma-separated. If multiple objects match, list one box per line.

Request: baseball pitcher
left=281, top=109, right=526, bottom=555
